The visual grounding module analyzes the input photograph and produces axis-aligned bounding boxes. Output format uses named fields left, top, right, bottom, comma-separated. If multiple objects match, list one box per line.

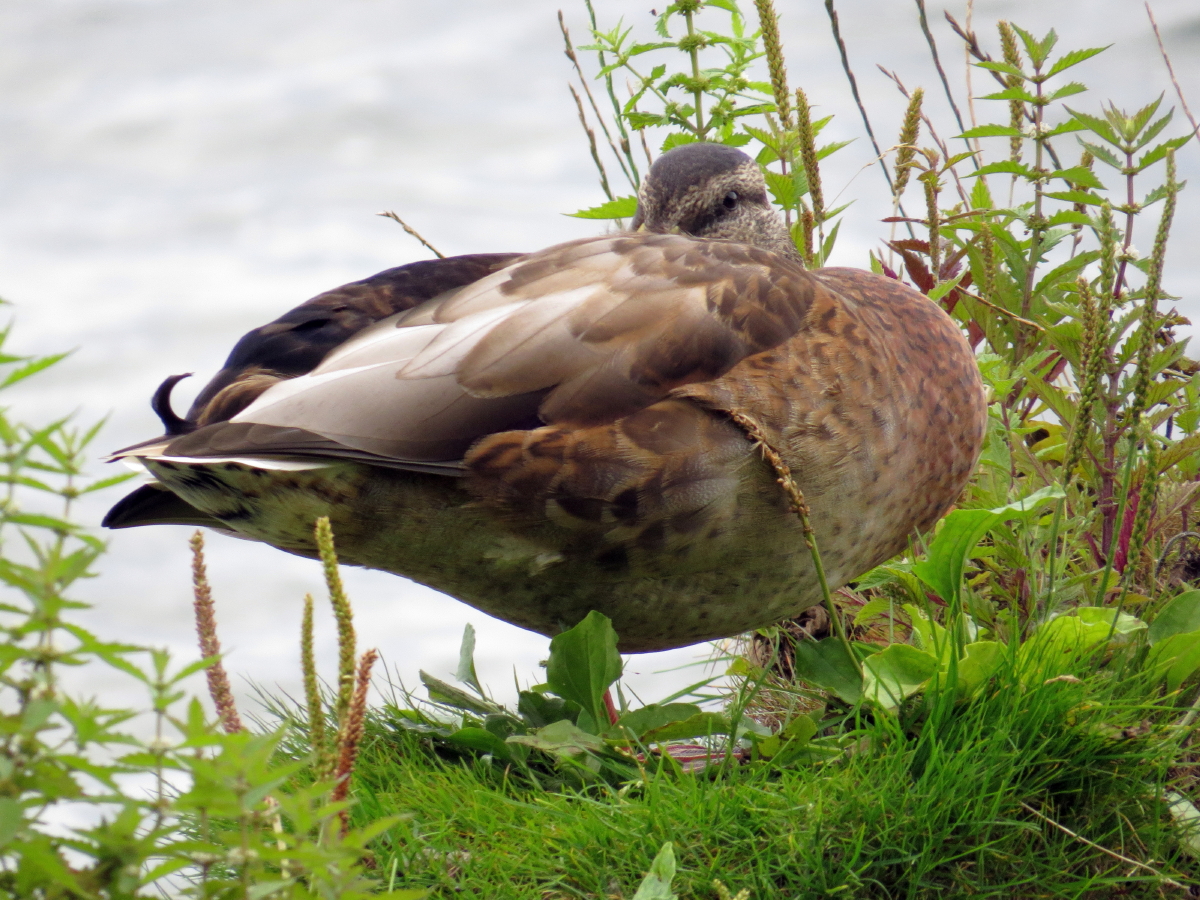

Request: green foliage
left=0, top=318, right=408, bottom=898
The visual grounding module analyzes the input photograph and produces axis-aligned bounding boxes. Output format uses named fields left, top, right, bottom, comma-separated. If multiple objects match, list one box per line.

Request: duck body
left=113, top=229, right=984, bottom=651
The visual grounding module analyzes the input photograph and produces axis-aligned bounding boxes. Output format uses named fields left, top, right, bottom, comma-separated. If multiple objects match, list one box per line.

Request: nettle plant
left=563, top=1, right=1200, bottom=736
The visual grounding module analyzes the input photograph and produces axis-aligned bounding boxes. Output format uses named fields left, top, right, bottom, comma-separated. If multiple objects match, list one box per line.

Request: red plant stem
left=602, top=688, right=619, bottom=725
left=1114, top=491, right=1140, bottom=574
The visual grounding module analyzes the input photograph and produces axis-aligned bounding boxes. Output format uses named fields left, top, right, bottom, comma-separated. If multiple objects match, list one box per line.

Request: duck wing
left=185, top=252, right=521, bottom=427
left=137, top=233, right=825, bottom=470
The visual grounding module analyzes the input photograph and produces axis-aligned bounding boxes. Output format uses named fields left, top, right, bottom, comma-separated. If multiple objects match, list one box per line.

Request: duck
left=104, top=142, right=987, bottom=653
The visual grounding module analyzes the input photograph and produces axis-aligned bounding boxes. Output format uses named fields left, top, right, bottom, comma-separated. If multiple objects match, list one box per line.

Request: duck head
left=631, top=142, right=799, bottom=261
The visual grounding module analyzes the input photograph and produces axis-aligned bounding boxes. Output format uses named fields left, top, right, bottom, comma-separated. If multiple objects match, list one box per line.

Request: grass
left=307, top=661, right=1193, bottom=898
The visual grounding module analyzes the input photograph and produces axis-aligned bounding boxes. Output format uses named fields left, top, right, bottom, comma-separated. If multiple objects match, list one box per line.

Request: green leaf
left=1046, top=46, right=1109, bottom=78
left=958, top=124, right=1023, bottom=139
left=506, top=719, right=604, bottom=755
left=420, top=671, right=503, bottom=717
left=790, top=637, right=864, bottom=703
left=1044, top=84, right=1088, bottom=104
left=1147, top=630, right=1200, bottom=692
left=956, top=641, right=1005, bottom=696
left=546, top=611, right=623, bottom=729
left=613, top=703, right=701, bottom=738
left=1075, top=606, right=1146, bottom=636
left=1167, top=791, right=1200, bottom=858
left=1043, top=189, right=1102, bottom=206
left=863, top=645, right=938, bottom=708
left=517, top=690, right=575, bottom=727
left=567, top=196, right=638, bottom=220
left=0, top=797, right=23, bottom=848
left=1050, top=166, right=1104, bottom=189
left=974, top=61, right=1026, bottom=80
left=972, top=160, right=1033, bottom=179
left=455, top=623, right=480, bottom=693
left=632, top=842, right=677, bottom=900
left=446, top=726, right=513, bottom=761
left=641, top=711, right=731, bottom=742
left=1149, top=590, right=1200, bottom=645
left=912, top=486, right=1065, bottom=604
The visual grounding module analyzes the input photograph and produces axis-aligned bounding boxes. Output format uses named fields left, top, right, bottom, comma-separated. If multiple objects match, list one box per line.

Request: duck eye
left=722, top=191, right=739, bottom=210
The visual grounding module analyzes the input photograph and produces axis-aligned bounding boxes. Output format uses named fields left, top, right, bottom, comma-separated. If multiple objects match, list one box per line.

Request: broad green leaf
left=790, top=637, right=864, bottom=703
left=632, top=842, right=677, bottom=900
left=517, top=690, right=575, bottom=727
left=863, top=645, right=938, bottom=708
left=913, top=485, right=1065, bottom=603
left=1147, top=630, right=1200, bottom=692
left=641, top=711, right=731, bottom=743
left=613, top=703, right=701, bottom=738
left=567, top=196, right=638, bottom=219
left=446, top=726, right=513, bottom=761
left=904, top=603, right=951, bottom=664
left=956, top=641, right=1005, bottom=696
left=546, top=611, right=623, bottom=731
left=1075, top=606, right=1146, bottom=636
left=1149, top=590, right=1200, bottom=645
left=507, top=719, right=604, bottom=755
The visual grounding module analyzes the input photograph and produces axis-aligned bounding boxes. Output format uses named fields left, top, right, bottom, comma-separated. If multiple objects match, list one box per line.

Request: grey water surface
left=0, top=0, right=1196, bottom=718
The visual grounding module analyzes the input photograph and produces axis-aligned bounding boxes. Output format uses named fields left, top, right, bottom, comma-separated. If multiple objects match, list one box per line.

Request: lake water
left=0, top=0, right=1196, bottom=721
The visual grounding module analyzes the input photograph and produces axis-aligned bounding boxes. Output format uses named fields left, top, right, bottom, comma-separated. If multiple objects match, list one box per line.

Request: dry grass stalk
left=189, top=531, right=243, bottom=735
left=1019, top=801, right=1184, bottom=890
left=333, top=648, right=379, bottom=836
left=376, top=211, right=445, bottom=259
left=558, top=10, right=637, bottom=188
left=725, top=409, right=859, bottom=675
left=1145, top=3, right=1200, bottom=142
left=569, top=83, right=614, bottom=202
left=314, top=517, right=357, bottom=723
left=822, top=0, right=893, bottom=194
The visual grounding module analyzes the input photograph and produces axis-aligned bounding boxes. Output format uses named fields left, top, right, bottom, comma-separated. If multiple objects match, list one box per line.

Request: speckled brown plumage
left=105, top=143, right=986, bottom=652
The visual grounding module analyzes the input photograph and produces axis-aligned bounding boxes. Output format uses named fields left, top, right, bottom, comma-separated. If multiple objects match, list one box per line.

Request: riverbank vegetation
left=2, top=1, right=1199, bottom=896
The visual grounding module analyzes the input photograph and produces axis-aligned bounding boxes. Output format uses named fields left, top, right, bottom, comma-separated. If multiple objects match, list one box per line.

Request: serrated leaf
left=973, top=160, right=1032, bottom=178
left=1050, top=166, right=1104, bottom=189
left=567, top=196, right=638, bottom=220
left=958, top=124, right=1023, bottom=139
left=1045, top=83, right=1088, bottom=103
left=853, top=596, right=893, bottom=627
left=1046, top=46, right=1109, bottom=78
left=975, top=61, right=1026, bottom=80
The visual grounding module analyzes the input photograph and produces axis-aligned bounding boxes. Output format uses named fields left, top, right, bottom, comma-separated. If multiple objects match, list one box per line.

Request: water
left=0, top=0, right=1196, bottom=721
